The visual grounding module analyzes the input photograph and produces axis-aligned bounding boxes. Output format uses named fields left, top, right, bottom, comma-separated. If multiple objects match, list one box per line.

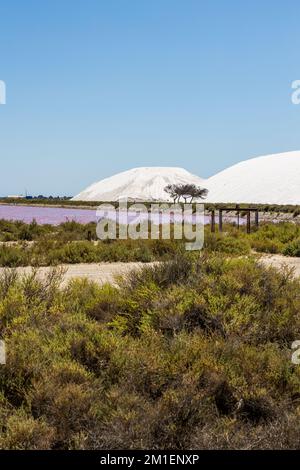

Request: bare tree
left=164, top=184, right=179, bottom=202
left=189, top=185, right=208, bottom=202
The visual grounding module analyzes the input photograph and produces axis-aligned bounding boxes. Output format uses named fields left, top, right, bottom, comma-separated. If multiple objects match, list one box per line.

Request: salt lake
left=0, top=204, right=245, bottom=226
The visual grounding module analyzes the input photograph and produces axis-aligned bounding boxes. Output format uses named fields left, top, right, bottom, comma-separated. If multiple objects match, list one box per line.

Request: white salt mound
left=72, top=167, right=205, bottom=202
left=205, top=151, right=300, bottom=205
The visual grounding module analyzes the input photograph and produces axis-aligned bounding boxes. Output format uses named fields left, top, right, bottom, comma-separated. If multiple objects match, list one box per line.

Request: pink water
left=0, top=205, right=97, bottom=225
left=0, top=204, right=244, bottom=226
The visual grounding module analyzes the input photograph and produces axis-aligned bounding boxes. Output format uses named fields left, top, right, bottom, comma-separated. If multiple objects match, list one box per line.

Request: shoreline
left=1, top=202, right=300, bottom=225
left=0, top=202, right=98, bottom=211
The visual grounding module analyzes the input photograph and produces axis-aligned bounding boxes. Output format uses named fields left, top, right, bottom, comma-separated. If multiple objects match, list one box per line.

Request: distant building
left=7, top=195, right=25, bottom=199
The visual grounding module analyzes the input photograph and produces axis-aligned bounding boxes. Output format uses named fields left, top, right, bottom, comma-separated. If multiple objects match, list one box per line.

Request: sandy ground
left=0, top=262, right=157, bottom=287
left=0, top=254, right=300, bottom=289
left=259, top=254, right=300, bottom=277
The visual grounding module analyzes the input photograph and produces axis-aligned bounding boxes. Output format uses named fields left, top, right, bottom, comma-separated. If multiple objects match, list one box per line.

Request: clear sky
left=0, top=0, right=300, bottom=196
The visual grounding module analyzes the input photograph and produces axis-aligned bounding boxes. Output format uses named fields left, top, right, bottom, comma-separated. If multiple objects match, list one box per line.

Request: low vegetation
left=0, top=220, right=96, bottom=243
left=205, top=222, right=300, bottom=256
left=3, top=198, right=300, bottom=216
left=2, top=219, right=300, bottom=267
left=0, top=239, right=180, bottom=267
left=0, top=253, right=300, bottom=449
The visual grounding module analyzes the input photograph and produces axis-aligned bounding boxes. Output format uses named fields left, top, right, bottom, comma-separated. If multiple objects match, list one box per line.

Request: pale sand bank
left=0, top=255, right=299, bottom=289
left=259, top=254, right=300, bottom=277
left=0, top=262, right=157, bottom=287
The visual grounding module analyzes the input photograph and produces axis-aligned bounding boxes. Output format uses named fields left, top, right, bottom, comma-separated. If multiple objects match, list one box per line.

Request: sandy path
left=0, top=262, right=157, bottom=287
left=259, top=254, right=300, bottom=277
left=1, top=254, right=300, bottom=288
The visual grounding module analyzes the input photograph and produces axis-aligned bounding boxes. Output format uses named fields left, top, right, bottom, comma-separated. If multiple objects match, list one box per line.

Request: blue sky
left=0, top=0, right=300, bottom=196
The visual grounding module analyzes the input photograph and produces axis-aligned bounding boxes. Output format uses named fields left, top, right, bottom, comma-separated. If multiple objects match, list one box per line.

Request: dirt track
left=0, top=262, right=157, bottom=287
left=259, top=254, right=300, bottom=277
left=0, top=255, right=300, bottom=288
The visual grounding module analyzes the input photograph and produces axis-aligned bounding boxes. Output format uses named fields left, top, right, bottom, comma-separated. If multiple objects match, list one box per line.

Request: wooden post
left=236, top=204, right=240, bottom=230
left=170, top=210, right=173, bottom=240
left=148, top=212, right=151, bottom=239
left=246, top=211, right=251, bottom=234
left=211, top=210, right=215, bottom=233
left=159, top=211, right=162, bottom=239
left=255, top=210, right=259, bottom=228
left=219, top=209, right=223, bottom=232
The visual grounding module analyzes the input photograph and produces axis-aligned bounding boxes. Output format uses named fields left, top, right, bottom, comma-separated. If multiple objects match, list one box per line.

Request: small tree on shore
left=189, top=185, right=208, bottom=202
left=164, top=184, right=179, bottom=202
left=164, top=183, right=208, bottom=203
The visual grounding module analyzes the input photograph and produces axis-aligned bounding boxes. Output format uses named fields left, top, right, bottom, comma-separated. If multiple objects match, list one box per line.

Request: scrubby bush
left=2, top=219, right=300, bottom=265
left=0, top=411, right=55, bottom=450
left=0, top=219, right=53, bottom=242
left=0, top=238, right=180, bottom=267
left=283, top=238, right=300, bottom=257
left=205, top=231, right=250, bottom=255
left=0, top=245, right=30, bottom=267
left=204, top=222, right=300, bottom=256
left=1, top=253, right=300, bottom=449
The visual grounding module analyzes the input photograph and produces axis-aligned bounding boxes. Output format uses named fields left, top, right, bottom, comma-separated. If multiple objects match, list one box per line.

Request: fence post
left=211, top=210, right=215, bottom=232
left=255, top=210, right=259, bottom=228
left=236, top=205, right=240, bottom=230
left=246, top=211, right=251, bottom=234
left=219, top=209, right=223, bottom=232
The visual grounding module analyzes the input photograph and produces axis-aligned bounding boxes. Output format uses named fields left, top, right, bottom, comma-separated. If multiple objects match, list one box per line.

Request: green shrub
left=0, top=246, right=29, bottom=267
left=214, top=235, right=250, bottom=255
left=0, top=411, right=55, bottom=450
left=1, top=252, right=300, bottom=449
left=250, top=238, right=283, bottom=254
left=283, top=238, right=300, bottom=257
